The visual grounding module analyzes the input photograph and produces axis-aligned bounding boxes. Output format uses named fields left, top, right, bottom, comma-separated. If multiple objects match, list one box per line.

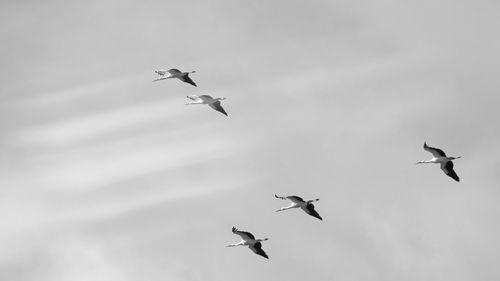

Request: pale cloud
left=7, top=98, right=186, bottom=147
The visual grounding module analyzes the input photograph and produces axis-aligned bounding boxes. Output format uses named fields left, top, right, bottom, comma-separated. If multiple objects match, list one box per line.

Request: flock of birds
left=153, top=68, right=228, bottom=116
left=153, top=68, right=463, bottom=259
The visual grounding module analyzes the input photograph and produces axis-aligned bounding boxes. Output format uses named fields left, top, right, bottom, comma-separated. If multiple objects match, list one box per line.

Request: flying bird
left=185, top=95, right=228, bottom=116
left=275, top=194, right=322, bottom=220
left=416, top=142, right=462, bottom=182
left=227, top=227, right=269, bottom=259
left=153, top=68, right=197, bottom=86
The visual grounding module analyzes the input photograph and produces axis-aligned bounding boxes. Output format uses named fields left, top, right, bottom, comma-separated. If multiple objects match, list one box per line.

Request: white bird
left=275, top=195, right=322, bottom=220
left=153, top=68, right=197, bottom=87
left=227, top=227, right=269, bottom=259
left=185, top=95, right=228, bottom=116
left=416, top=142, right=461, bottom=182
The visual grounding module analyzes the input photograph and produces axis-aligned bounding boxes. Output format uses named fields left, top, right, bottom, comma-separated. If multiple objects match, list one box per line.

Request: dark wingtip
left=449, top=174, right=460, bottom=182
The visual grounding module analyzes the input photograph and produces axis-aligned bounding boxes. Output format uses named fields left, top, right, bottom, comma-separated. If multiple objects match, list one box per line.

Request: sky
left=1, top=0, right=500, bottom=280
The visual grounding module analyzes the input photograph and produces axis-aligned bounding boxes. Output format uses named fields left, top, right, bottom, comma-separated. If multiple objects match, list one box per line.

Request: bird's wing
left=179, top=74, right=197, bottom=87
left=168, top=68, right=182, bottom=74
left=287, top=196, right=304, bottom=203
left=198, top=95, right=214, bottom=101
left=424, top=142, right=447, bottom=157
left=303, top=203, right=323, bottom=220
left=208, top=101, right=228, bottom=116
left=249, top=242, right=269, bottom=259
left=232, top=227, right=255, bottom=240
left=440, top=161, right=460, bottom=182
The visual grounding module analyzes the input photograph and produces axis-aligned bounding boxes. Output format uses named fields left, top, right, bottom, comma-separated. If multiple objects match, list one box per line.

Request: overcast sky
left=1, top=0, right=500, bottom=280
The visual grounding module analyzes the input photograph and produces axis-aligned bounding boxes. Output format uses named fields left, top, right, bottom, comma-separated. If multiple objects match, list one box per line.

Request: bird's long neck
left=307, top=198, right=320, bottom=203
left=227, top=241, right=245, bottom=247
left=257, top=238, right=268, bottom=242
left=416, top=160, right=433, bottom=164
left=216, top=97, right=226, bottom=101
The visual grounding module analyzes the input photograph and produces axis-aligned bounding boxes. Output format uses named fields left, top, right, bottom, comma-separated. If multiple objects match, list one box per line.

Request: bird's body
left=185, top=95, right=228, bottom=116
left=153, top=68, right=197, bottom=86
left=227, top=227, right=269, bottom=259
left=416, top=142, right=461, bottom=182
left=275, top=194, right=323, bottom=220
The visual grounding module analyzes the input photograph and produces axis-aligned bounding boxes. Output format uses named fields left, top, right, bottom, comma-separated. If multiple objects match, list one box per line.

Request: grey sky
left=1, top=0, right=500, bottom=280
